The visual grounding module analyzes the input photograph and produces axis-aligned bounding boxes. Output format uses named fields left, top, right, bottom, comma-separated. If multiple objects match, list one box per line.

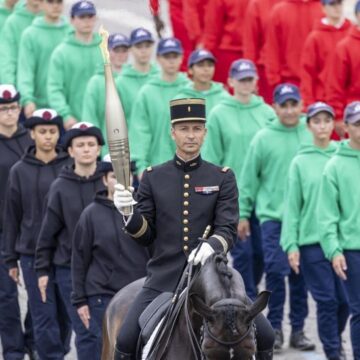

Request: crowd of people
left=0, top=0, right=360, bottom=359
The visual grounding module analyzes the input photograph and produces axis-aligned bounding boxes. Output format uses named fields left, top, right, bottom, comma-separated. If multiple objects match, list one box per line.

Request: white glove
left=114, top=184, right=137, bottom=215
left=188, top=243, right=215, bottom=266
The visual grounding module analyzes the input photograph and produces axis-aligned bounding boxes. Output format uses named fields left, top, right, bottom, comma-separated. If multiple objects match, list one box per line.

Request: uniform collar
left=173, top=153, right=202, bottom=172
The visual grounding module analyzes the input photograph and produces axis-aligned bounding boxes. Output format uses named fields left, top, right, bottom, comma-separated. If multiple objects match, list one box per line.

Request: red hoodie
left=265, top=0, right=323, bottom=87
left=203, top=0, right=249, bottom=52
left=301, top=19, right=351, bottom=107
left=183, top=0, right=208, bottom=46
left=243, top=0, right=282, bottom=66
left=327, top=26, right=360, bottom=120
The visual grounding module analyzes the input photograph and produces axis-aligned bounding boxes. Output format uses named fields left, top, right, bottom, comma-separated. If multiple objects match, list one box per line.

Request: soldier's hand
left=238, top=220, right=250, bottom=241
left=77, top=305, right=91, bottom=329
left=188, top=243, right=215, bottom=266
left=24, top=102, right=36, bottom=118
left=114, top=183, right=137, bottom=215
left=334, top=121, right=346, bottom=139
left=38, top=275, right=49, bottom=303
left=288, top=251, right=300, bottom=274
left=332, top=254, right=347, bottom=280
left=64, top=117, right=78, bottom=130
left=9, top=267, right=21, bottom=285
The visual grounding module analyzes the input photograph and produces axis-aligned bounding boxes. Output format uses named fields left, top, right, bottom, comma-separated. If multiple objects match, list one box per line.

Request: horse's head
left=189, top=253, right=270, bottom=360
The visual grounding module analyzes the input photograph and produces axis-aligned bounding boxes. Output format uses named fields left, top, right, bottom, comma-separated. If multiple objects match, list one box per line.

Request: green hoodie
left=47, top=31, right=103, bottom=122
left=0, top=0, right=12, bottom=32
left=129, top=73, right=189, bottom=173
left=318, top=142, right=360, bottom=260
left=281, top=142, right=338, bottom=253
left=116, top=63, right=159, bottom=124
left=202, top=95, right=276, bottom=185
left=17, top=16, right=71, bottom=108
left=0, top=2, right=38, bottom=84
left=82, top=65, right=121, bottom=157
left=239, top=117, right=311, bottom=224
left=173, top=81, right=229, bottom=115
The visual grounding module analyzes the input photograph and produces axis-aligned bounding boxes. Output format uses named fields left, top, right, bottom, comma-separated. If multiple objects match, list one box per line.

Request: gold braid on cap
left=170, top=98, right=205, bottom=107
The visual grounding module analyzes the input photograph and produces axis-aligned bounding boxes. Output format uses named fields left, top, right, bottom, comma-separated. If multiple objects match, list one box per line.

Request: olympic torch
left=99, top=26, right=132, bottom=215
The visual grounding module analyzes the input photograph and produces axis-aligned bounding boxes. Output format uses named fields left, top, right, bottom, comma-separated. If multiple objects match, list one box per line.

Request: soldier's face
left=307, top=112, right=334, bottom=141
left=110, top=46, right=129, bottom=68
left=0, top=102, right=20, bottom=129
left=189, top=60, right=215, bottom=84
left=171, top=122, right=207, bottom=157
left=131, top=42, right=153, bottom=65
left=31, top=125, right=59, bottom=152
left=273, top=100, right=302, bottom=127
left=347, top=121, right=360, bottom=148
left=68, top=136, right=100, bottom=166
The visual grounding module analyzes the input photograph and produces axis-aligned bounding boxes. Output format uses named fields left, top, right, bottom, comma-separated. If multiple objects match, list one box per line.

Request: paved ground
left=2, top=0, right=357, bottom=359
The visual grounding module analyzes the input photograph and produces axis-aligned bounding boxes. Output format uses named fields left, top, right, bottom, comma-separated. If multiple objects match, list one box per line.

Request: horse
left=101, top=253, right=270, bottom=360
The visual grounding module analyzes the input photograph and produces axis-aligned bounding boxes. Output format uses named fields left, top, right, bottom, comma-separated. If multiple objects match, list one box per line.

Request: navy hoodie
left=71, top=190, right=151, bottom=306
left=2, top=146, right=71, bottom=268
left=35, top=164, right=105, bottom=275
left=0, top=125, right=32, bottom=232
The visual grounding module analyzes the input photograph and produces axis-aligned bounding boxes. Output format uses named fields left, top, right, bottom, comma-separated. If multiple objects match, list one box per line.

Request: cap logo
left=163, top=39, right=176, bottom=47
left=2, top=90, right=11, bottom=100
left=188, top=106, right=191, bottom=112
left=313, top=102, right=327, bottom=108
left=280, top=85, right=294, bottom=95
left=79, top=124, right=89, bottom=130
left=136, top=29, right=147, bottom=37
left=198, top=50, right=209, bottom=56
left=239, top=62, right=251, bottom=71
left=79, top=1, right=91, bottom=9
left=354, top=104, right=360, bottom=113
left=42, top=111, right=52, bottom=120
left=114, top=34, right=124, bottom=41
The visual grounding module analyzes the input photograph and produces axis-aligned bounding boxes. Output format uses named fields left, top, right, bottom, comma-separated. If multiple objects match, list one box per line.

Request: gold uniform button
left=183, top=210, right=189, bottom=216
left=184, top=227, right=189, bottom=233
left=183, top=245, right=189, bottom=251
left=184, top=192, right=189, bottom=198
left=184, top=236, right=189, bottom=241
left=184, top=201, right=189, bottom=206
left=184, top=183, right=190, bottom=189
left=184, top=174, right=190, bottom=180
left=183, top=219, right=189, bottom=224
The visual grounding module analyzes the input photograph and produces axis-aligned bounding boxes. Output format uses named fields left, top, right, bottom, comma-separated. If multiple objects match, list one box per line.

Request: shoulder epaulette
left=221, top=166, right=230, bottom=173
left=146, top=166, right=153, bottom=172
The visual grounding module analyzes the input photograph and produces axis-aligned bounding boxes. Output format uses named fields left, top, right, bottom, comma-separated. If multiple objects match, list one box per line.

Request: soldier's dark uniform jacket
left=35, top=164, right=105, bottom=276
left=71, top=190, right=151, bottom=307
left=0, top=125, right=32, bottom=234
left=125, top=154, right=239, bottom=292
left=2, top=146, right=71, bottom=268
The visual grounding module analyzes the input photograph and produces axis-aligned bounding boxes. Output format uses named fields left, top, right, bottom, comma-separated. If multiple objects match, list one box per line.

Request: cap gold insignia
left=188, top=106, right=191, bottom=112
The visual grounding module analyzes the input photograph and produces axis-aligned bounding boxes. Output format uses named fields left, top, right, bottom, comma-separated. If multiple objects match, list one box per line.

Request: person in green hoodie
left=17, top=0, right=71, bottom=119
left=318, top=100, right=360, bottom=359
left=0, top=0, right=18, bottom=32
left=281, top=102, right=349, bottom=360
left=115, top=27, right=159, bottom=124
left=82, top=33, right=130, bottom=157
left=0, top=0, right=42, bottom=85
left=239, top=83, right=314, bottom=351
left=47, top=0, right=102, bottom=130
left=202, top=59, right=275, bottom=300
left=129, top=37, right=189, bottom=175
left=173, top=49, right=228, bottom=114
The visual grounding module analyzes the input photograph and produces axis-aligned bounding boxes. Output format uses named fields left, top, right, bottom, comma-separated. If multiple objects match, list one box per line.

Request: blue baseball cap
left=188, top=49, right=216, bottom=67
left=157, top=37, right=183, bottom=56
left=356, top=0, right=360, bottom=13
left=71, top=1, right=96, bottom=17
left=307, top=102, right=335, bottom=119
left=130, top=28, right=154, bottom=46
left=229, top=59, right=258, bottom=80
left=108, top=33, right=130, bottom=49
left=344, top=101, right=360, bottom=124
left=273, top=83, right=301, bottom=105
left=321, top=0, right=342, bottom=5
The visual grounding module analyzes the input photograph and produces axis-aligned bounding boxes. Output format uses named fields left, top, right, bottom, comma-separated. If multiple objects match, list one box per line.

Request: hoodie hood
left=59, top=163, right=104, bottom=183
left=94, top=189, right=114, bottom=208
left=336, top=141, right=360, bottom=158
left=64, top=30, right=102, bottom=47
left=22, top=145, right=69, bottom=166
left=0, top=125, right=28, bottom=141
left=13, top=1, right=37, bottom=18
left=315, top=18, right=352, bottom=33
left=220, top=94, right=269, bottom=110
left=297, top=142, right=338, bottom=156
left=147, top=72, right=188, bottom=87
left=31, top=15, right=69, bottom=30
left=120, top=63, right=159, bottom=79
left=350, top=25, right=360, bottom=40
left=179, top=81, right=226, bottom=97
left=268, top=116, right=308, bottom=132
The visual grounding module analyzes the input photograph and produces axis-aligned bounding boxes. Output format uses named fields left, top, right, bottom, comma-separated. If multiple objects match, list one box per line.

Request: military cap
left=25, top=109, right=63, bottom=129
left=170, top=98, right=206, bottom=125
left=0, top=84, right=20, bottom=104
left=62, top=122, right=105, bottom=149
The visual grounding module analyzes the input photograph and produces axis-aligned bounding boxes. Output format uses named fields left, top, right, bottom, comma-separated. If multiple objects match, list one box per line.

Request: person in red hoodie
left=326, top=0, right=360, bottom=140
left=265, top=0, right=323, bottom=88
left=202, top=0, right=249, bottom=86
left=243, top=0, right=283, bottom=103
left=149, top=0, right=192, bottom=71
left=301, top=0, right=351, bottom=110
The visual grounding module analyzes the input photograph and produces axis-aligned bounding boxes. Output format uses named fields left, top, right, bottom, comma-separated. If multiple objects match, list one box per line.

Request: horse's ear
left=190, top=295, right=216, bottom=321
left=246, top=291, right=271, bottom=322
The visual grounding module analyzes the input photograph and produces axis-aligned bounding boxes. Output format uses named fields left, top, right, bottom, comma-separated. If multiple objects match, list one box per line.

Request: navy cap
left=157, top=37, right=183, bottom=55
left=356, top=0, right=360, bottom=13
left=307, top=102, right=335, bottom=120
left=0, top=84, right=20, bottom=104
left=229, top=59, right=258, bottom=80
left=321, top=0, right=342, bottom=5
left=273, top=83, right=301, bottom=105
left=108, top=33, right=130, bottom=49
left=71, top=1, right=96, bottom=17
left=188, top=49, right=216, bottom=67
left=25, top=109, right=63, bottom=130
left=130, top=28, right=154, bottom=45
left=344, top=101, right=360, bottom=124
left=63, top=122, right=105, bottom=149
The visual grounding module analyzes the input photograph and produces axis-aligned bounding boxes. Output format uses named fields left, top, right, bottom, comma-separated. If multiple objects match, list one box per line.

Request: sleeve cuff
left=36, top=269, right=50, bottom=278
left=125, top=211, right=148, bottom=239
left=286, top=245, right=299, bottom=254
left=208, top=235, right=229, bottom=253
